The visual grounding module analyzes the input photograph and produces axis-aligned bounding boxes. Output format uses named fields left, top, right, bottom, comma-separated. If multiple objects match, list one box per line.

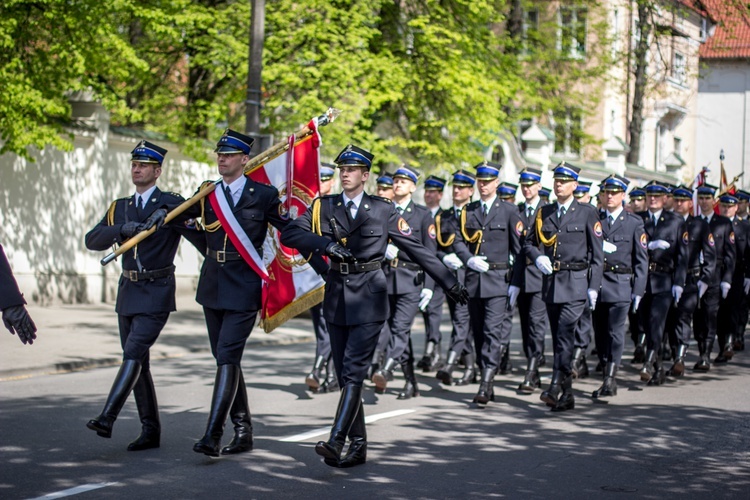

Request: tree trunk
left=246, top=0, right=265, bottom=137
left=627, top=1, right=654, bottom=165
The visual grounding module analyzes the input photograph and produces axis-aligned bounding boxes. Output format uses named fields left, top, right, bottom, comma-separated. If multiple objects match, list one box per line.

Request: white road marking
left=278, top=409, right=416, bottom=442
left=29, top=482, right=118, bottom=499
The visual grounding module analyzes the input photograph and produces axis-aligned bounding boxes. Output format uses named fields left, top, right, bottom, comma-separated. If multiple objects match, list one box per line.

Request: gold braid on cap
left=460, top=208, right=483, bottom=255
left=535, top=209, right=557, bottom=247
left=435, top=213, right=455, bottom=248
left=106, top=201, right=117, bottom=226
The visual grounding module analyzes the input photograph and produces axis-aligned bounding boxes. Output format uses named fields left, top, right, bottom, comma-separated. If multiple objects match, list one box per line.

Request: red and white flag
left=246, top=118, right=325, bottom=333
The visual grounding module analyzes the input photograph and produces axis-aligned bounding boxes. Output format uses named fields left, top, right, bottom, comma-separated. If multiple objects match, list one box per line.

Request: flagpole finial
left=720, top=149, right=725, bottom=161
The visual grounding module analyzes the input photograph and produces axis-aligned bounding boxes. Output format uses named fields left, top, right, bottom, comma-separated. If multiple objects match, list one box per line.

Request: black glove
left=120, top=221, right=141, bottom=238
left=446, top=283, right=470, bottom=306
left=3, top=304, right=37, bottom=345
left=326, top=242, right=354, bottom=261
left=139, top=208, right=168, bottom=232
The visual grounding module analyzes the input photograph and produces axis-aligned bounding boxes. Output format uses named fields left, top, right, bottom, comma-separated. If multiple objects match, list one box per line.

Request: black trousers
left=546, top=300, right=586, bottom=376
left=329, top=321, right=383, bottom=387
left=446, top=290, right=473, bottom=356
left=118, top=312, right=170, bottom=371
left=592, top=302, right=629, bottom=366
left=310, top=304, right=332, bottom=360
left=671, top=286, right=699, bottom=346
left=574, top=306, right=593, bottom=349
left=469, top=296, right=509, bottom=371
left=641, top=291, right=672, bottom=354
left=202, top=307, right=257, bottom=366
left=421, top=286, right=445, bottom=345
left=693, top=285, right=720, bottom=347
left=384, top=292, right=420, bottom=364
left=518, top=291, right=547, bottom=360
left=718, top=283, right=744, bottom=347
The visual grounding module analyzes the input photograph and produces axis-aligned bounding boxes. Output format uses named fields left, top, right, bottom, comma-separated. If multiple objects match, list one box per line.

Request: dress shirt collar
left=134, top=185, right=157, bottom=207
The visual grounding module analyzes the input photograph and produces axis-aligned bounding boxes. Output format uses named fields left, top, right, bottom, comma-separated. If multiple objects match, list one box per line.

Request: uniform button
left=482, top=240, right=485, bottom=243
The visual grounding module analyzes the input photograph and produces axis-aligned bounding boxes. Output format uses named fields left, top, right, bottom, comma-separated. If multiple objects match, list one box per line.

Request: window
left=522, top=8, right=540, bottom=54
left=491, top=145, right=505, bottom=166
left=672, top=52, right=686, bottom=84
left=554, top=109, right=583, bottom=157
left=558, top=6, right=587, bottom=58
left=674, top=137, right=682, bottom=156
left=700, top=18, right=708, bottom=42
left=612, top=9, right=619, bottom=56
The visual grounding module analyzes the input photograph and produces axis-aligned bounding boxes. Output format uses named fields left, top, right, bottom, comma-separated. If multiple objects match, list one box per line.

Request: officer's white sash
left=207, top=182, right=270, bottom=282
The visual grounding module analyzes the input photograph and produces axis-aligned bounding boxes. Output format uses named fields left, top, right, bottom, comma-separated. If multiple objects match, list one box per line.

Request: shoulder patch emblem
left=708, top=233, right=715, bottom=247
left=682, top=231, right=689, bottom=245
left=730, top=231, right=736, bottom=244
left=428, top=224, right=436, bottom=239
left=515, top=220, right=524, bottom=237
left=593, top=221, right=603, bottom=238
left=398, top=217, right=412, bottom=236
left=640, top=233, right=648, bottom=249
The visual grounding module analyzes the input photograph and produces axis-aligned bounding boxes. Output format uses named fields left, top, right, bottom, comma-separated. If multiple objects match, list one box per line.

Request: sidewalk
left=0, top=295, right=315, bottom=380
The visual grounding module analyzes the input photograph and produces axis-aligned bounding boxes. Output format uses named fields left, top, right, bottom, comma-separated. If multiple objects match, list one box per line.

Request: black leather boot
left=397, top=362, right=419, bottom=400
left=338, top=400, right=367, bottom=468
left=518, top=356, right=541, bottom=393
left=417, top=340, right=436, bottom=371
left=639, top=350, right=656, bottom=382
left=571, top=347, right=585, bottom=379
left=631, top=334, right=646, bottom=363
left=87, top=359, right=142, bottom=438
left=694, top=341, right=711, bottom=371
left=127, top=370, right=161, bottom=451
left=648, top=353, right=667, bottom=386
left=221, top=370, right=253, bottom=455
left=372, top=358, right=397, bottom=393
left=305, top=355, right=327, bottom=390
left=456, top=351, right=477, bottom=386
left=718, top=335, right=734, bottom=362
left=499, top=344, right=512, bottom=374
left=540, top=370, right=563, bottom=407
left=316, top=384, right=362, bottom=463
left=668, top=344, right=688, bottom=377
left=430, top=342, right=443, bottom=371
left=436, top=350, right=458, bottom=386
left=193, top=364, right=240, bottom=457
left=552, top=374, right=575, bottom=412
left=592, top=362, right=617, bottom=398
left=733, top=334, right=745, bottom=351
left=473, top=368, right=495, bottom=407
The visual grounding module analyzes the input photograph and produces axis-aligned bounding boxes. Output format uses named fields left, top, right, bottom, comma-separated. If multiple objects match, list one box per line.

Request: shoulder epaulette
left=467, top=200, right=481, bottom=209
left=200, top=180, right=214, bottom=190
left=369, top=195, right=392, bottom=204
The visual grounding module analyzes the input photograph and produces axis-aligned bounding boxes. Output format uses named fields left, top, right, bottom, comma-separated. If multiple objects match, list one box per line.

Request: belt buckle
left=648, top=262, right=656, bottom=272
left=127, top=270, right=139, bottom=282
left=390, top=258, right=399, bottom=268
left=339, top=262, right=350, bottom=275
left=216, top=250, right=226, bottom=263
left=553, top=260, right=561, bottom=272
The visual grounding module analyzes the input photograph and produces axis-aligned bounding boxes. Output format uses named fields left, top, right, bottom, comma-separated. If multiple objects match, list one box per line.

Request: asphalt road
left=1, top=328, right=749, bottom=499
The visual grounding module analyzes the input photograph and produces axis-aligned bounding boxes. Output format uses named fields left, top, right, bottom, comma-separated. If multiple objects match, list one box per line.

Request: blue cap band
left=553, top=165, right=579, bottom=180
left=393, top=166, right=418, bottom=184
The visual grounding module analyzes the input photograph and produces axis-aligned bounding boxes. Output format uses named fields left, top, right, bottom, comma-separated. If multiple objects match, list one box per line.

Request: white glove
left=631, top=294, right=642, bottom=313
left=385, top=243, right=399, bottom=261
left=509, top=253, right=515, bottom=266
left=602, top=241, right=617, bottom=254
left=587, top=289, right=598, bottom=310
left=720, top=281, right=731, bottom=299
left=467, top=256, right=490, bottom=273
left=647, top=240, right=671, bottom=250
left=535, top=255, right=553, bottom=275
left=507, top=285, right=520, bottom=309
left=744, top=278, right=750, bottom=295
left=418, top=288, right=434, bottom=311
left=672, top=285, right=684, bottom=304
left=442, top=253, right=464, bottom=270
left=697, top=280, right=708, bottom=299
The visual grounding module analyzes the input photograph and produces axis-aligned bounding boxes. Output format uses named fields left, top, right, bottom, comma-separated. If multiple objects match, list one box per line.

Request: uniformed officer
left=524, top=162, right=603, bottom=412
left=417, top=174, right=448, bottom=373
left=666, top=186, right=714, bottom=376
left=453, top=161, right=523, bottom=406
left=497, top=180, right=519, bottom=374
left=1, top=243, right=37, bottom=345
left=184, top=129, right=321, bottom=457
left=629, top=188, right=647, bottom=214
left=737, top=190, right=750, bottom=220
left=435, top=169, right=477, bottom=386
left=85, top=141, right=188, bottom=451
left=591, top=175, right=648, bottom=398
left=664, top=183, right=678, bottom=212
left=376, top=171, right=394, bottom=200
left=627, top=187, right=648, bottom=360
left=573, top=181, right=592, bottom=204
left=305, top=163, right=338, bottom=394
left=734, top=189, right=750, bottom=351
left=693, top=184, right=735, bottom=371
left=637, top=180, right=688, bottom=385
left=571, top=179, right=595, bottom=379
left=497, top=182, right=518, bottom=203
left=372, top=164, right=439, bottom=399
left=280, top=144, right=468, bottom=468
left=515, top=167, right=549, bottom=393
left=716, top=194, right=750, bottom=362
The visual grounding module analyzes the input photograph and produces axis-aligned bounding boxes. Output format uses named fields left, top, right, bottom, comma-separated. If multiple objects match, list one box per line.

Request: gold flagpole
left=100, top=108, right=340, bottom=266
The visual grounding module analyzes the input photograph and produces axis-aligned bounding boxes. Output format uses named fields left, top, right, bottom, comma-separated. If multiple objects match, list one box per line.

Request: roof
left=700, top=0, right=750, bottom=59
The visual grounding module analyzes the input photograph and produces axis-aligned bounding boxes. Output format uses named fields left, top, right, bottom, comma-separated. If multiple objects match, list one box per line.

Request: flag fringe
left=261, top=284, right=325, bottom=333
